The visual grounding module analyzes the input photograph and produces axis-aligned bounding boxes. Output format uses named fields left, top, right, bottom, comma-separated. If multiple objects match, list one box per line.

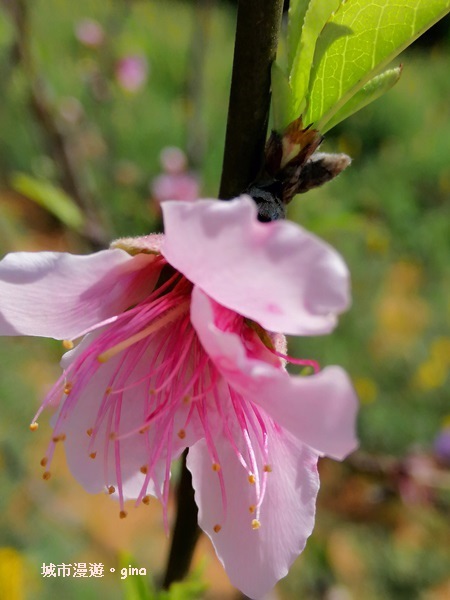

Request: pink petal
left=162, top=197, right=350, bottom=335
left=191, top=288, right=359, bottom=460
left=187, top=426, right=319, bottom=598
left=0, top=249, right=157, bottom=339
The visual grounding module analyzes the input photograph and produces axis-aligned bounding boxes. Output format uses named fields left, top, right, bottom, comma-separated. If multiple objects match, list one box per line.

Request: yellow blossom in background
left=354, top=377, right=378, bottom=404
left=414, top=359, right=448, bottom=391
left=0, top=548, right=24, bottom=600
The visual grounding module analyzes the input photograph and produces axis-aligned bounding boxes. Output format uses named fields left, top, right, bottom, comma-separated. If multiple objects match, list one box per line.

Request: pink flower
left=115, top=55, right=148, bottom=93
left=0, top=197, right=358, bottom=598
left=75, top=19, right=105, bottom=48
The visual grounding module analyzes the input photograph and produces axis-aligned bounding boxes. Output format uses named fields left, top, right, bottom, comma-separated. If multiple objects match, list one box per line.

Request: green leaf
left=287, top=0, right=310, bottom=70
left=290, top=0, right=342, bottom=115
left=304, top=0, right=450, bottom=129
left=271, top=62, right=297, bottom=131
left=322, top=65, right=403, bottom=133
left=10, top=172, right=84, bottom=232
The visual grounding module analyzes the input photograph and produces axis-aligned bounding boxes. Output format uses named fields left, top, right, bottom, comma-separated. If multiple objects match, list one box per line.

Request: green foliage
left=11, top=172, right=85, bottom=232
left=276, top=0, right=450, bottom=132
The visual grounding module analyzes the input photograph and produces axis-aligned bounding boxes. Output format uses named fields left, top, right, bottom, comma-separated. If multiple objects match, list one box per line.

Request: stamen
left=62, top=340, right=74, bottom=350
left=97, top=300, right=190, bottom=363
left=263, top=464, right=272, bottom=472
left=140, top=465, right=148, bottom=474
left=119, top=510, right=127, bottom=519
left=177, top=429, right=186, bottom=439
left=272, top=350, right=320, bottom=373
left=40, top=457, right=48, bottom=467
left=213, top=524, right=222, bottom=533
left=64, top=383, right=73, bottom=395
left=249, top=505, right=256, bottom=513
left=42, top=471, right=51, bottom=480
left=251, top=519, right=261, bottom=530
left=212, top=462, right=221, bottom=472
left=29, top=422, right=39, bottom=431
left=52, top=434, right=66, bottom=443
left=86, top=428, right=93, bottom=437
left=248, top=473, right=256, bottom=484
left=89, top=452, right=97, bottom=459
left=108, top=486, right=115, bottom=495
left=142, top=495, right=150, bottom=505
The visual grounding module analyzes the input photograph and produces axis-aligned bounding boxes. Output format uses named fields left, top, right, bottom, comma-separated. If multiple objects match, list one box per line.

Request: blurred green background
left=0, top=1, right=449, bottom=599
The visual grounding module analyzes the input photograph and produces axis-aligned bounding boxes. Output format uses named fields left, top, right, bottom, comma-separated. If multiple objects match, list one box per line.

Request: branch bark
left=219, top=0, right=284, bottom=199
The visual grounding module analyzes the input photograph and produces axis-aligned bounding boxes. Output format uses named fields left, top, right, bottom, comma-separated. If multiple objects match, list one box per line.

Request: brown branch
left=219, top=0, right=284, bottom=199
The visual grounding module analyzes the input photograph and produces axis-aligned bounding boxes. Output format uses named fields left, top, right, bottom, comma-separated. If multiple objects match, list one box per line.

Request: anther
left=248, top=473, right=256, bottom=484
left=64, top=383, right=72, bottom=395
left=263, top=464, right=272, bottom=472
left=249, top=505, right=256, bottom=514
left=213, top=524, right=222, bottom=533
left=40, top=457, right=48, bottom=467
left=89, top=452, right=97, bottom=459
left=183, top=396, right=191, bottom=404
left=142, top=496, right=150, bottom=505
left=177, top=429, right=186, bottom=439
left=140, top=465, right=148, bottom=474
left=29, top=422, right=39, bottom=431
left=251, top=519, right=261, bottom=530
left=42, top=471, right=51, bottom=480
left=109, top=432, right=117, bottom=441
left=52, top=434, right=66, bottom=443
left=212, top=463, right=221, bottom=472
left=86, top=428, right=93, bottom=437
left=119, top=510, right=127, bottom=519
left=108, top=486, right=115, bottom=495
left=139, top=426, right=148, bottom=434
left=105, top=387, right=112, bottom=394
left=62, top=340, right=74, bottom=350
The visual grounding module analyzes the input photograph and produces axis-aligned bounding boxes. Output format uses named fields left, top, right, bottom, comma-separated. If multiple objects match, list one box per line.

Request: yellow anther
left=108, top=486, right=115, bottom=495
left=213, top=524, right=222, bottom=533
left=42, top=471, right=51, bottom=480
left=52, top=434, right=66, bottom=443
left=64, top=383, right=73, bottom=395
left=249, top=505, right=256, bottom=514
left=248, top=473, right=256, bottom=484
left=251, top=519, right=261, bottom=530
left=89, top=452, right=97, bottom=459
left=86, top=428, right=93, bottom=437
left=62, top=340, right=74, bottom=350
left=40, top=457, right=48, bottom=467
left=178, top=429, right=186, bottom=439
left=183, top=396, right=191, bottom=404
left=263, top=464, right=272, bottom=472
left=105, top=387, right=112, bottom=395
left=212, top=463, right=221, bottom=472
left=29, top=422, right=39, bottom=431
left=119, top=510, right=128, bottom=519
left=142, top=495, right=150, bottom=505
left=140, top=465, right=148, bottom=474
left=109, top=432, right=117, bottom=441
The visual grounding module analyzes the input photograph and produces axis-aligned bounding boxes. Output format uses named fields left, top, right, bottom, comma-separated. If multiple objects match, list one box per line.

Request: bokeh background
left=0, top=1, right=449, bottom=599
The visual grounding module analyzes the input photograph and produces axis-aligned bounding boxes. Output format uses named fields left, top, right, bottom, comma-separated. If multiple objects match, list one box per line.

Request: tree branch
left=219, top=0, right=284, bottom=199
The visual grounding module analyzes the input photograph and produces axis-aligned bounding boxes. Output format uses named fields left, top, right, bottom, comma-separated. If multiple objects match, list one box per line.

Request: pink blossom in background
left=116, top=55, right=148, bottom=93
left=75, top=19, right=105, bottom=48
left=0, top=197, right=358, bottom=599
left=151, top=147, right=200, bottom=204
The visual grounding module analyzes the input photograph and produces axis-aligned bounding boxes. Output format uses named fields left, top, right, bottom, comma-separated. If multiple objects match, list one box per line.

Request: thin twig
left=162, top=450, right=201, bottom=589
left=219, top=0, right=284, bottom=199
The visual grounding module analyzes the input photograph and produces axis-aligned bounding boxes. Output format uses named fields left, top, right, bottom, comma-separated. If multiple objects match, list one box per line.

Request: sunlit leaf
left=287, top=0, right=311, bottom=70
left=322, top=65, right=403, bottom=132
left=10, top=172, right=84, bottom=232
left=304, top=0, right=450, bottom=129
left=290, top=0, right=342, bottom=115
left=271, top=62, right=297, bottom=131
